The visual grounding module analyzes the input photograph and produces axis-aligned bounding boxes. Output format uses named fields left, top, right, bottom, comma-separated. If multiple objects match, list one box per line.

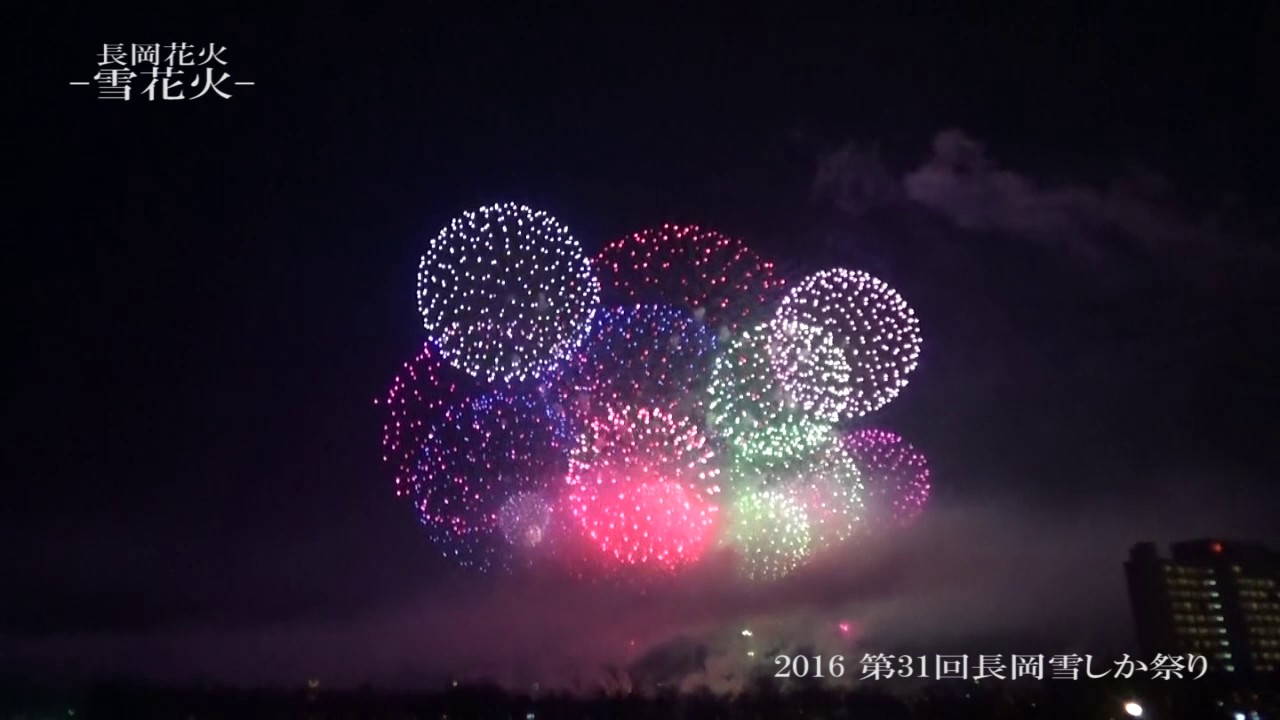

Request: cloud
left=905, top=130, right=1152, bottom=257
left=817, top=129, right=1277, bottom=287
left=811, top=142, right=900, bottom=218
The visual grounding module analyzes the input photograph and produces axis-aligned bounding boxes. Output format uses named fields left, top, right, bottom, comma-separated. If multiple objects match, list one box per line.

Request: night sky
left=9, top=5, right=1279, bottom=689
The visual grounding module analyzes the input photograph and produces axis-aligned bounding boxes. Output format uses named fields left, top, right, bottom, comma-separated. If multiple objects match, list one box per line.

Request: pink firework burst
left=595, top=224, right=785, bottom=336
left=572, top=477, right=718, bottom=571
left=565, top=405, right=722, bottom=572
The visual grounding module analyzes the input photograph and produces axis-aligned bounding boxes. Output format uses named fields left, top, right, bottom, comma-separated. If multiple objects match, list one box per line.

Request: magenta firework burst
left=769, top=268, right=922, bottom=419
left=843, top=428, right=930, bottom=527
left=417, top=203, right=600, bottom=384
left=541, top=304, right=717, bottom=422
left=377, top=343, right=467, bottom=500
left=595, top=225, right=785, bottom=336
left=415, top=393, right=570, bottom=570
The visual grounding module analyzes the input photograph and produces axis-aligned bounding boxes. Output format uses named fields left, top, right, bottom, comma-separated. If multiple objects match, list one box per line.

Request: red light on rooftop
left=1211, top=542, right=1223, bottom=554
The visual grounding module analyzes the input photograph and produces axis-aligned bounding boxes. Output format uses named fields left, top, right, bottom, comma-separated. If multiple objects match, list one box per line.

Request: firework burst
left=541, top=304, right=716, bottom=423
left=706, top=326, right=835, bottom=483
left=844, top=428, right=931, bottom=528
left=595, top=224, right=785, bottom=337
left=769, top=268, right=922, bottom=419
left=724, top=489, right=812, bottom=581
left=415, top=392, right=569, bottom=570
left=418, top=203, right=600, bottom=383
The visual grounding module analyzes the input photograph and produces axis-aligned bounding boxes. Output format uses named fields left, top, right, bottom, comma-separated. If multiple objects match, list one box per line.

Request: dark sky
left=8, top=4, right=1279, bottom=689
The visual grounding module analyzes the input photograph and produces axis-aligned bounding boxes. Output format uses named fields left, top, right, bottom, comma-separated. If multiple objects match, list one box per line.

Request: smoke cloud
left=5, top=472, right=1272, bottom=692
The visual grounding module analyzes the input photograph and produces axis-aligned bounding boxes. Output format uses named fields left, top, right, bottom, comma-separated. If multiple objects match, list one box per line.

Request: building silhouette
left=1125, top=539, right=1280, bottom=675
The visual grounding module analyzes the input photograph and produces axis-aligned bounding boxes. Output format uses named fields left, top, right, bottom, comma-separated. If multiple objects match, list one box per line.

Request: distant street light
left=1123, top=701, right=1144, bottom=717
